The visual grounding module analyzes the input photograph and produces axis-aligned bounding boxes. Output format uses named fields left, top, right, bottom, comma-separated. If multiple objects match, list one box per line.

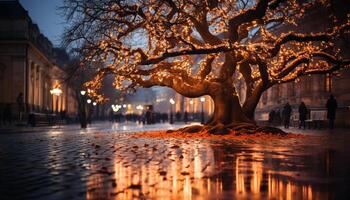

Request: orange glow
left=85, top=142, right=322, bottom=199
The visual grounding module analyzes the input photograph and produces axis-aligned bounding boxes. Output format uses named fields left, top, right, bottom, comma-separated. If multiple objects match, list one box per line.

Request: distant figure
left=268, top=110, right=275, bottom=126
left=109, top=109, right=114, bottom=122
left=145, top=110, right=151, bottom=124
left=16, top=92, right=24, bottom=122
left=183, top=111, right=188, bottom=124
left=298, top=102, right=308, bottom=129
left=282, top=103, right=292, bottom=129
left=175, top=112, right=181, bottom=122
left=326, top=94, right=338, bottom=129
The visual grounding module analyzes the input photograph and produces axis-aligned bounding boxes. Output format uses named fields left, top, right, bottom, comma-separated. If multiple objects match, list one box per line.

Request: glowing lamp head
left=169, top=98, right=175, bottom=105
left=80, top=90, right=86, bottom=96
left=92, top=102, right=97, bottom=106
left=87, top=99, right=92, bottom=104
left=50, top=88, right=62, bottom=96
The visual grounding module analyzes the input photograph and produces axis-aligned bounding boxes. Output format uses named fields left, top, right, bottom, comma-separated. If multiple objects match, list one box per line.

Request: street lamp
left=87, top=99, right=92, bottom=104
left=111, top=104, right=120, bottom=112
left=50, top=87, right=62, bottom=114
left=93, top=102, right=97, bottom=106
left=80, top=90, right=86, bottom=96
left=169, top=98, right=175, bottom=124
left=200, top=97, right=205, bottom=124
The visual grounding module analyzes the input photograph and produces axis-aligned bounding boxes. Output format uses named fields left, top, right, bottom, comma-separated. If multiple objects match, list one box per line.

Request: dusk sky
left=19, top=0, right=65, bottom=46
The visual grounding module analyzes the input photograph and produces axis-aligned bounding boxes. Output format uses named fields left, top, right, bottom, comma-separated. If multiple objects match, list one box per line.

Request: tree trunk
left=242, top=83, right=266, bottom=121
left=207, top=83, right=253, bottom=126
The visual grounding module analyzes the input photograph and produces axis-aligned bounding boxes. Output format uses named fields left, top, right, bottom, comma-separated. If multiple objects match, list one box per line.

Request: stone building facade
left=252, top=3, right=350, bottom=127
left=0, top=1, right=77, bottom=121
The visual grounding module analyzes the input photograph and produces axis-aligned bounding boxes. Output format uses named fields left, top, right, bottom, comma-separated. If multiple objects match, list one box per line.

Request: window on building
left=324, top=74, right=332, bottom=92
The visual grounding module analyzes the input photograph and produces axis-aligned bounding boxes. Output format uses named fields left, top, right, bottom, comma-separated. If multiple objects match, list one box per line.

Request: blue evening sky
left=19, top=0, right=65, bottom=47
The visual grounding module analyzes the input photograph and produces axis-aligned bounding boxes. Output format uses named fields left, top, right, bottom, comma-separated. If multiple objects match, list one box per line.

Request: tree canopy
left=63, top=0, right=350, bottom=127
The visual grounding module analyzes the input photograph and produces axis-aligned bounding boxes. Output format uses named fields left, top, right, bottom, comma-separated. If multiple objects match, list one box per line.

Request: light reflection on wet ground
left=0, top=123, right=349, bottom=199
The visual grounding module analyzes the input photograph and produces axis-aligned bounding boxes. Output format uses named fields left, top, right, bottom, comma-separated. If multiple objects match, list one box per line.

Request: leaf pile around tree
left=166, top=123, right=287, bottom=136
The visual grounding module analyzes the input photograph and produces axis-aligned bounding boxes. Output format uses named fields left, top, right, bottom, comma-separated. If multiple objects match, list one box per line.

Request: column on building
left=31, top=62, right=36, bottom=111
left=43, top=73, right=49, bottom=111
left=35, top=65, right=40, bottom=110
left=37, top=65, right=42, bottom=111
left=26, top=60, right=32, bottom=109
left=49, top=79, right=53, bottom=113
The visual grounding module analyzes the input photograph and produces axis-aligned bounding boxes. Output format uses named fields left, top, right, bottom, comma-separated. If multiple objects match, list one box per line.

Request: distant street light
left=169, top=98, right=175, bottom=124
left=93, top=102, right=97, bottom=106
left=80, top=90, right=86, bottom=96
left=111, top=104, right=121, bottom=112
left=200, top=97, right=205, bottom=124
left=87, top=99, right=92, bottom=104
left=123, top=104, right=127, bottom=108
left=50, top=87, right=62, bottom=114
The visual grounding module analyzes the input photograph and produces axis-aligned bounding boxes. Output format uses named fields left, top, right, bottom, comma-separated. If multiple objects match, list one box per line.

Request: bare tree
left=63, top=57, right=105, bottom=127
left=62, top=0, right=350, bottom=133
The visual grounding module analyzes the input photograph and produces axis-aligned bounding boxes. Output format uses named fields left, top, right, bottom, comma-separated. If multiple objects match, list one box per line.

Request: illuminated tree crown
left=64, top=0, right=350, bottom=126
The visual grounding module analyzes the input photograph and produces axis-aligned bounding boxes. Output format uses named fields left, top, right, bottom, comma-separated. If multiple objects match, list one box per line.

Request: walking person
left=298, top=102, right=308, bottom=129
left=282, top=102, right=292, bottom=129
left=16, top=92, right=24, bottom=122
left=326, top=94, right=338, bottom=129
left=183, top=111, right=188, bottom=124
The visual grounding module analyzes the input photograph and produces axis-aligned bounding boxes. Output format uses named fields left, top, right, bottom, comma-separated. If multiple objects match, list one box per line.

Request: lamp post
left=79, top=90, right=88, bottom=128
left=50, top=87, right=62, bottom=114
left=86, top=99, right=92, bottom=124
left=200, top=97, right=205, bottom=124
left=169, top=98, right=175, bottom=124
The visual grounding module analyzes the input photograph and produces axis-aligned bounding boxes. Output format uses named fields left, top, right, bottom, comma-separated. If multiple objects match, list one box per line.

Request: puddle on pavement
left=1, top=127, right=349, bottom=199
left=84, top=135, right=350, bottom=200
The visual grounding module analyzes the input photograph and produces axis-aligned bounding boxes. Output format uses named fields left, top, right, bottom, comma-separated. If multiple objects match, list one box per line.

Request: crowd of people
left=0, top=94, right=340, bottom=130
left=268, top=95, right=338, bottom=129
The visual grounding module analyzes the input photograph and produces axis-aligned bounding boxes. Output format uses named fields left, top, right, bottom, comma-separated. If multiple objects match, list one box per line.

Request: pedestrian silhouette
left=175, top=111, right=181, bottom=122
left=298, top=102, right=308, bottom=129
left=282, top=102, right=292, bottom=129
left=326, top=94, right=338, bottom=129
left=184, top=111, right=188, bottom=124
left=16, top=92, right=24, bottom=122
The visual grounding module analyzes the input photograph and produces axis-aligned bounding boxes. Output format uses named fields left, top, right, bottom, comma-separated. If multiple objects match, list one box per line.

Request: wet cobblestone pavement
left=0, top=123, right=350, bottom=199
